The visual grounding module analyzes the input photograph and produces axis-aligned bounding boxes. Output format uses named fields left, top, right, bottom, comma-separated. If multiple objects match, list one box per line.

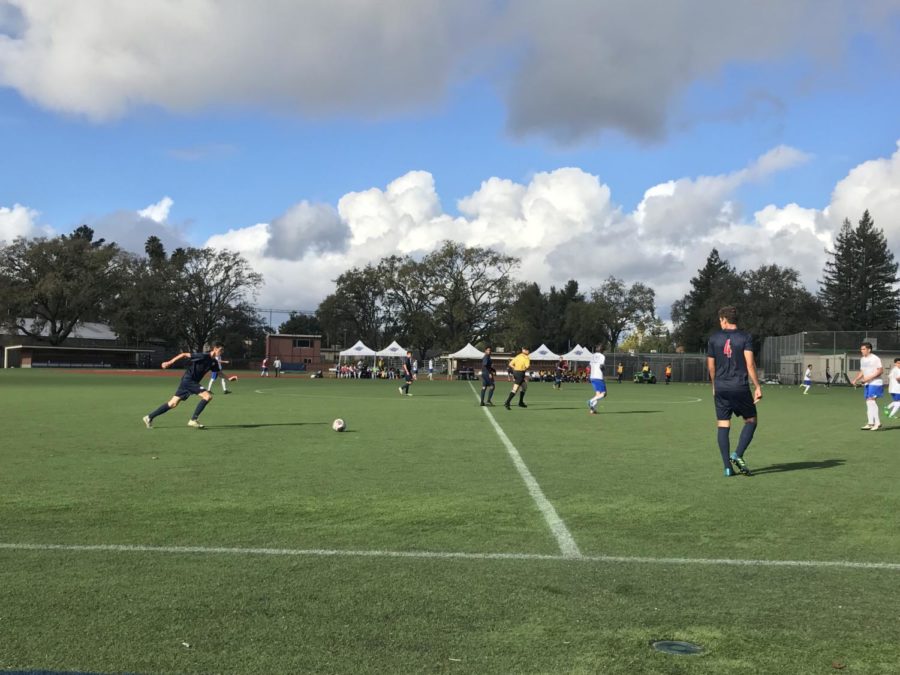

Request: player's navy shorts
left=513, top=370, right=526, bottom=386
left=590, top=378, right=607, bottom=394
left=892, top=393, right=900, bottom=402
left=714, top=389, right=757, bottom=420
left=863, top=384, right=884, bottom=399
left=175, top=379, right=207, bottom=400
left=482, top=373, right=494, bottom=386
left=405, top=374, right=413, bottom=384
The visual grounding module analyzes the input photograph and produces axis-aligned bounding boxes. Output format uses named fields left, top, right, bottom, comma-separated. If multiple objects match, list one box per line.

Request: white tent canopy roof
left=561, top=344, right=591, bottom=361
left=446, top=343, right=484, bottom=359
left=339, top=340, right=377, bottom=357
left=375, top=340, right=407, bottom=357
left=530, top=344, right=560, bottom=361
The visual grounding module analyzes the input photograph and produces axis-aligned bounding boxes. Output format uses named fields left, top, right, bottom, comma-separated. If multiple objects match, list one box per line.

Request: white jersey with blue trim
left=890, top=365, right=900, bottom=394
left=860, top=354, right=883, bottom=386
left=589, top=352, right=605, bottom=380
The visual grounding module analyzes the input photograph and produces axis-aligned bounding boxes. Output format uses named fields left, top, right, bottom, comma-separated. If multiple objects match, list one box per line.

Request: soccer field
left=1, top=370, right=898, bottom=674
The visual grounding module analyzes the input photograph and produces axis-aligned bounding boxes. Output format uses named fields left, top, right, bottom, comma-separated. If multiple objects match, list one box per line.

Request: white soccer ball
left=332, top=418, right=346, bottom=432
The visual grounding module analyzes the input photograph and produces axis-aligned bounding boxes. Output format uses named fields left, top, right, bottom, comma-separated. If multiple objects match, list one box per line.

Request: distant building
left=264, top=334, right=323, bottom=372
left=2, top=320, right=155, bottom=368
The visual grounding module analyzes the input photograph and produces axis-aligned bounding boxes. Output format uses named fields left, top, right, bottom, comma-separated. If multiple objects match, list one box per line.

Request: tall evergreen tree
left=671, top=249, right=744, bottom=352
left=818, top=211, right=900, bottom=329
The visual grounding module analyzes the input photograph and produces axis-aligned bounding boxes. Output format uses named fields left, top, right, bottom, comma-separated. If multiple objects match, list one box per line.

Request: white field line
left=1, top=542, right=898, bottom=571
left=468, top=382, right=582, bottom=558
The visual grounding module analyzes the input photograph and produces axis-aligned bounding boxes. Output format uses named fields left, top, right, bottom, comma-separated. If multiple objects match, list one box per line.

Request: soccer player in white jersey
left=800, top=364, right=812, bottom=395
left=885, top=357, right=900, bottom=419
left=851, top=342, right=884, bottom=430
left=207, top=354, right=233, bottom=394
left=587, top=344, right=607, bottom=414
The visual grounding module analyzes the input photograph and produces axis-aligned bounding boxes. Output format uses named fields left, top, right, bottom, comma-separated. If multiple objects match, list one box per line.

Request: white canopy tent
left=375, top=340, right=408, bottom=358
left=338, top=340, right=377, bottom=378
left=561, top=344, right=591, bottom=362
left=530, top=344, right=560, bottom=361
left=444, top=343, right=485, bottom=380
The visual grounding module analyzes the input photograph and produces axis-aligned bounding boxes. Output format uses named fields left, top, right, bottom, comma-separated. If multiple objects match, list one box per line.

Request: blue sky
left=2, top=1, right=900, bottom=316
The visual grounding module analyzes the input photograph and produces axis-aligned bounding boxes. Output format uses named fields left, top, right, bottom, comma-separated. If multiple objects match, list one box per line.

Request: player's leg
left=144, top=394, right=183, bottom=428
left=504, top=383, right=518, bottom=409
left=518, top=380, right=527, bottom=407
left=188, top=390, right=213, bottom=427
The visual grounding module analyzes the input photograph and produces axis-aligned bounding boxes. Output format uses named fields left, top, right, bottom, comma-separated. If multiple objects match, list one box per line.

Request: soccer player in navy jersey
left=142, top=343, right=225, bottom=429
left=399, top=350, right=414, bottom=396
left=480, top=347, right=495, bottom=406
left=707, top=307, right=762, bottom=477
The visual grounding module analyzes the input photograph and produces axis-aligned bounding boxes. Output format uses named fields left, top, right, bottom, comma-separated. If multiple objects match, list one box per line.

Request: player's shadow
left=753, top=459, right=845, bottom=474
left=210, top=421, right=328, bottom=429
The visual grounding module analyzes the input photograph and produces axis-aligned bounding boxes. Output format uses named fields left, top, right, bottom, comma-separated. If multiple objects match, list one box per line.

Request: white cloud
left=0, top=202, right=47, bottom=242
left=2, top=2, right=897, bottom=140
left=137, top=196, right=173, bottom=224
left=827, top=140, right=900, bottom=242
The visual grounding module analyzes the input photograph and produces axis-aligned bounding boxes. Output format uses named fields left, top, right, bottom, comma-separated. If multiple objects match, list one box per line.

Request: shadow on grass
left=207, top=421, right=329, bottom=429
left=753, top=459, right=846, bottom=474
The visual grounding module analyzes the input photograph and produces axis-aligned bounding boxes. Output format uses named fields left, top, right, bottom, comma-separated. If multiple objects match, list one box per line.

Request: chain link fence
left=761, top=330, right=900, bottom=385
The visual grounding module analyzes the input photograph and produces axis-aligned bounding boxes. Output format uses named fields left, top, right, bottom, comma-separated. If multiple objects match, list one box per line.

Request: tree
left=378, top=254, right=438, bottom=361
left=317, top=265, right=388, bottom=348
left=503, top=282, right=548, bottom=350
left=421, top=242, right=519, bottom=348
left=278, top=312, right=321, bottom=336
left=818, top=211, right=900, bottom=329
left=0, top=228, right=126, bottom=344
left=591, top=277, right=656, bottom=351
left=170, top=248, right=264, bottom=351
left=741, top=264, right=824, bottom=338
left=672, top=249, right=744, bottom=352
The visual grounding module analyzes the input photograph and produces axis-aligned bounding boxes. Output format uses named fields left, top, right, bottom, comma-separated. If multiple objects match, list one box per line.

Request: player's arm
left=744, top=349, right=762, bottom=401
left=706, top=355, right=716, bottom=394
left=162, top=352, right=191, bottom=369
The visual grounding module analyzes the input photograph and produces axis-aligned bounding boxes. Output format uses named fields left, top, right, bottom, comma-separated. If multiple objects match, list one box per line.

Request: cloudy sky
left=2, top=0, right=900, bottom=320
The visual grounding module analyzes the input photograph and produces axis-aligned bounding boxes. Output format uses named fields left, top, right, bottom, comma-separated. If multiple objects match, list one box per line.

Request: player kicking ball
left=142, top=343, right=225, bottom=429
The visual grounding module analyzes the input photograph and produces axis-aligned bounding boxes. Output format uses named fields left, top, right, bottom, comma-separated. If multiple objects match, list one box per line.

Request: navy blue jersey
left=182, top=352, right=219, bottom=383
left=402, top=356, right=412, bottom=375
left=482, top=354, right=493, bottom=372
left=707, top=329, right=753, bottom=391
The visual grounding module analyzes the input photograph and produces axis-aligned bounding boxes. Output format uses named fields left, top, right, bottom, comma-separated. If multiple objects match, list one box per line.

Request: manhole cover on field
left=650, top=640, right=704, bottom=655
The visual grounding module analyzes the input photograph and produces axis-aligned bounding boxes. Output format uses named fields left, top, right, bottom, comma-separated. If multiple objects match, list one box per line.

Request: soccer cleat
left=518, top=402, right=527, bottom=408
left=399, top=387, right=404, bottom=395
left=724, top=466, right=738, bottom=477
left=504, top=403, right=511, bottom=410
left=223, top=390, right=231, bottom=395
left=187, top=419, right=205, bottom=429
left=480, top=402, right=486, bottom=406
left=870, top=423, right=881, bottom=431
left=142, top=415, right=152, bottom=429
left=860, top=424, right=873, bottom=430
left=730, top=454, right=752, bottom=476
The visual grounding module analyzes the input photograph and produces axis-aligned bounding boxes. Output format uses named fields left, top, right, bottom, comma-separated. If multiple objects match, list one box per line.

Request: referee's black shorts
left=714, top=389, right=757, bottom=421
left=513, top=370, right=526, bottom=386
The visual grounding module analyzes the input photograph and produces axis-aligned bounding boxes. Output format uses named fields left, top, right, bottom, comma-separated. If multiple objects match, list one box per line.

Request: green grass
left=1, top=370, right=898, bottom=673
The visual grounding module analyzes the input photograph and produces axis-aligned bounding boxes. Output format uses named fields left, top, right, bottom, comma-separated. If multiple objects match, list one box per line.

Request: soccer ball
left=332, top=418, right=346, bottom=432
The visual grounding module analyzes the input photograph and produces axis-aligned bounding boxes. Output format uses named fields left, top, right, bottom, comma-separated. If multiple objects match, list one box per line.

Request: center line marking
left=469, top=382, right=581, bottom=558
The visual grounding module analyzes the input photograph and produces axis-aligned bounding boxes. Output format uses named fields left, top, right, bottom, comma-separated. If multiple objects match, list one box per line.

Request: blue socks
left=192, top=398, right=209, bottom=420
left=734, top=422, right=757, bottom=458
left=717, top=427, right=731, bottom=468
left=148, top=403, right=171, bottom=420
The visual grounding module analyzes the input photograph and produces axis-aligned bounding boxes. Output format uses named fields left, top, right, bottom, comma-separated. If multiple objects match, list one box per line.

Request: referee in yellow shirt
left=503, top=347, right=531, bottom=409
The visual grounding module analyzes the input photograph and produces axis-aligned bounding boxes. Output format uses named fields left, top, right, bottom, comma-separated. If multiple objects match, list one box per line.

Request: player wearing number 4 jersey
left=707, top=306, right=762, bottom=477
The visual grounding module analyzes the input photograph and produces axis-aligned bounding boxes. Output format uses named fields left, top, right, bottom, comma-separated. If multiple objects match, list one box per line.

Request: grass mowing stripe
left=468, top=382, right=582, bottom=558
left=2, top=542, right=899, bottom=570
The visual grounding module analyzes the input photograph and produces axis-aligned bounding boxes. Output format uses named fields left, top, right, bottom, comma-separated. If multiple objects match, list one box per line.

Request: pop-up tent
left=445, top=343, right=485, bottom=380
left=375, top=340, right=407, bottom=358
left=338, top=340, right=377, bottom=377
left=561, top=344, right=591, bottom=362
left=530, top=343, right=560, bottom=361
